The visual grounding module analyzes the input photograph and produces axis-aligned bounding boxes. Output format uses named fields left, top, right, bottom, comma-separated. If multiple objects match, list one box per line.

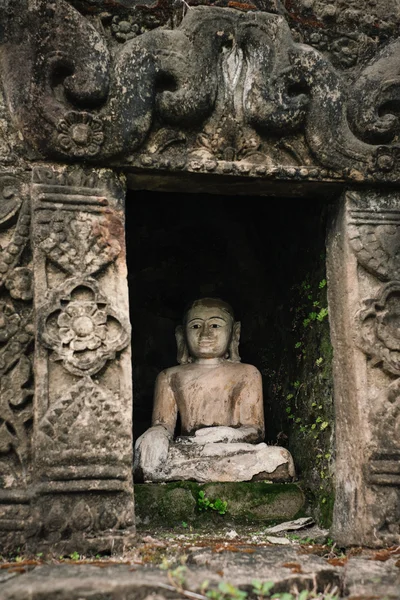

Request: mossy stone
left=135, top=482, right=304, bottom=527
left=159, top=487, right=196, bottom=522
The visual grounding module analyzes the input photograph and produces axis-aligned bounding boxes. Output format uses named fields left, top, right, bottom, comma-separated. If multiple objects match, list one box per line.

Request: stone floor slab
left=1, top=529, right=400, bottom=599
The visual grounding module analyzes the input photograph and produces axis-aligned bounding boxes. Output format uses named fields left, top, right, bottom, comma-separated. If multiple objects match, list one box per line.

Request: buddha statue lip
left=133, top=297, right=296, bottom=483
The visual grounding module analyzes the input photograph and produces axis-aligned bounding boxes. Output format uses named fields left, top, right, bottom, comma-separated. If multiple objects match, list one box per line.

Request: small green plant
left=168, top=565, right=187, bottom=588
left=181, top=521, right=188, bottom=528
left=69, top=551, right=80, bottom=561
left=252, top=580, right=275, bottom=596
left=197, top=490, right=228, bottom=515
left=249, top=584, right=339, bottom=600
left=206, top=581, right=248, bottom=600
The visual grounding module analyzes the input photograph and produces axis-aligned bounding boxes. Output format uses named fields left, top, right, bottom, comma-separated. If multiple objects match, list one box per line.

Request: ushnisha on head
left=175, top=298, right=241, bottom=365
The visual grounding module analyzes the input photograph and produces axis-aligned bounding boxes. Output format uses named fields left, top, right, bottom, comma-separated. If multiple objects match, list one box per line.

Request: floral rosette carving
left=111, top=15, right=141, bottom=42
left=368, top=146, right=400, bottom=174
left=57, top=112, right=104, bottom=158
left=358, top=282, right=400, bottom=376
left=39, top=279, right=130, bottom=377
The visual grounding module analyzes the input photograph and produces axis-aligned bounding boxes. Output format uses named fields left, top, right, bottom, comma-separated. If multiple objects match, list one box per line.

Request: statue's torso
left=164, top=362, right=262, bottom=435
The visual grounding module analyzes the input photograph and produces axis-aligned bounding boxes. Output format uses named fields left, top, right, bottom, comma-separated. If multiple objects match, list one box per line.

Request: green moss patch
left=135, top=481, right=304, bottom=527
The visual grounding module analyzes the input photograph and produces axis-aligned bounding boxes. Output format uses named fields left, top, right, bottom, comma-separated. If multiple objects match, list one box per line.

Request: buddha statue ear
left=229, top=321, right=241, bottom=363
left=175, top=325, right=191, bottom=365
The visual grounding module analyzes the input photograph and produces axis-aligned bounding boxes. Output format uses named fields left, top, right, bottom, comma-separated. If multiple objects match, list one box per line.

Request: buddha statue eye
left=210, top=323, right=221, bottom=328
left=191, top=324, right=201, bottom=329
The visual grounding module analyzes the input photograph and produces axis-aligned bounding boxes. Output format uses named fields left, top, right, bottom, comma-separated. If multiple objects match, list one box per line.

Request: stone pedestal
left=135, top=482, right=304, bottom=527
left=29, top=166, right=134, bottom=553
left=328, top=190, right=400, bottom=547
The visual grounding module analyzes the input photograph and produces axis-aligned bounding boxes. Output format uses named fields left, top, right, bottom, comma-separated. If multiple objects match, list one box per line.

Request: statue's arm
left=134, top=370, right=177, bottom=480
left=151, top=369, right=178, bottom=436
left=238, top=366, right=265, bottom=441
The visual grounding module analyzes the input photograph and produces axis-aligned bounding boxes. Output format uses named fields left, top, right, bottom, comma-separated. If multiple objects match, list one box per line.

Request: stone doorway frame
left=1, top=0, right=400, bottom=551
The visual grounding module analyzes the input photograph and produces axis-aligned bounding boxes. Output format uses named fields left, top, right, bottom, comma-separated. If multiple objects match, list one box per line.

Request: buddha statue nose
left=200, top=324, right=212, bottom=339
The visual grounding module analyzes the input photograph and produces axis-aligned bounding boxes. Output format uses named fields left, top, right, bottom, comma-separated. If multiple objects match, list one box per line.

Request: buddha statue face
left=186, top=304, right=233, bottom=360
left=176, top=298, right=241, bottom=364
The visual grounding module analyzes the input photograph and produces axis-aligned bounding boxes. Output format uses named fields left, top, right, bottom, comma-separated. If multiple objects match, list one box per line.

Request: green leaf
left=69, top=551, right=80, bottom=561
left=317, top=307, right=329, bottom=321
left=251, top=581, right=274, bottom=596
left=320, top=421, right=329, bottom=431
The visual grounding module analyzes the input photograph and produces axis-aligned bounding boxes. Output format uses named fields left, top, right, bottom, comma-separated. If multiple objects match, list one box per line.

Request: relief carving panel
left=0, top=172, right=34, bottom=551
left=1, top=1, right=400, bottom=182
left=30, top=166, right=134, bottom=552
left=329, top=189, right=400, bottom=546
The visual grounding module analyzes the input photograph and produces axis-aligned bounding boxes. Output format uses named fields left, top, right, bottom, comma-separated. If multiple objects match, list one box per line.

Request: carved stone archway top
left=1, top=0, right=400, bottom=185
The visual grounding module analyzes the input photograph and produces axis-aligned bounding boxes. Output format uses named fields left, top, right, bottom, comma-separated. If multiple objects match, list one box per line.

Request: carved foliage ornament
left=38, top=279, right=130, bottom=377
left=0, top=173, right=33, bottom=473
left=349, top=191, right=400, bottom=541
left=2, top=1, right=400, bottom=177
left=39, top=376, right=129, bottom=455
left=358, top=282, right=400, bottom=377
left=38, top=210, right=122, bottom=278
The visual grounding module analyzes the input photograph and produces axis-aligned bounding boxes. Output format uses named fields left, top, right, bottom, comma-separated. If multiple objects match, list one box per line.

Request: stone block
left=134, top=482, right=305, bottom=527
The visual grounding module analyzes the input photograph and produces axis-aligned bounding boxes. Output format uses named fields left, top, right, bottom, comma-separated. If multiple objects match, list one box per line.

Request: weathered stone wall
left=1, top=0, right=400, bottom=550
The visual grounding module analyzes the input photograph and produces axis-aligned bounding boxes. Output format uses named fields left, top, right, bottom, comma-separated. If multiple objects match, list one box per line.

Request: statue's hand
left=134, top=425, right=171, bottom=479
left=191, top=425, right=259, bottom=444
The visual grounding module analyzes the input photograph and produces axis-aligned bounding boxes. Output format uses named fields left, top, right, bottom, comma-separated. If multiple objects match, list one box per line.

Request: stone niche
left=1, top=0, right=400, bottom=552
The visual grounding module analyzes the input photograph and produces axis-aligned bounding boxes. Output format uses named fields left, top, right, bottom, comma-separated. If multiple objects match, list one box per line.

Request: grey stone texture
left=1, top=0, right=400, bottom=552
left=1, top=539, right=400, bottom=600
left=327, top=190, right=400, bottom=547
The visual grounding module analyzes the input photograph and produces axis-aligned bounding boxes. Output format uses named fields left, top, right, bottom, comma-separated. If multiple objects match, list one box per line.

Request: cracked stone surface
left=1, top=529, right=399, bottom=599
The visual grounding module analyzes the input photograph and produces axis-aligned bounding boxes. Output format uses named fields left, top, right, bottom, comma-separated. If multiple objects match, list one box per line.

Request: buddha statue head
left=175, top=298, right=241, bottom=364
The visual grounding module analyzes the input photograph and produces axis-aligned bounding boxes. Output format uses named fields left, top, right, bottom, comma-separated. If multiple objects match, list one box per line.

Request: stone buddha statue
left=134, top=298, right=295, bottom=483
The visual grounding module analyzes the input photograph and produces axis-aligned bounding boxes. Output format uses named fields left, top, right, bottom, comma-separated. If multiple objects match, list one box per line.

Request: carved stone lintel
left=1, top=3, right=400, bottom=183
left=30, top=166, right=134, bottom=551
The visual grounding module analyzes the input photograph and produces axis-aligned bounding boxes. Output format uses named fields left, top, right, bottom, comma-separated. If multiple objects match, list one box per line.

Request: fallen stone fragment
left=265, top=536, right=292, bottom=545
left=225, top=530, right=239, bottom=539
left=265, top=517, right=314, bottom=534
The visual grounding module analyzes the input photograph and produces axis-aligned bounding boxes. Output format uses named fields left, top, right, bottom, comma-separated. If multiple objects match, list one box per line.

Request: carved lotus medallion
left=39, top=278, right=130, bottom=376
left=57, top=112, right=104, bottom=158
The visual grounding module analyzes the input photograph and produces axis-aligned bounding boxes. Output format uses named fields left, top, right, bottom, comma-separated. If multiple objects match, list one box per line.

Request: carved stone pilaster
left=328, top=189, right=400, bottom=547
left=0, top=172, right=34, bottom=552
left=30, top=166, right=134, bottom=553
